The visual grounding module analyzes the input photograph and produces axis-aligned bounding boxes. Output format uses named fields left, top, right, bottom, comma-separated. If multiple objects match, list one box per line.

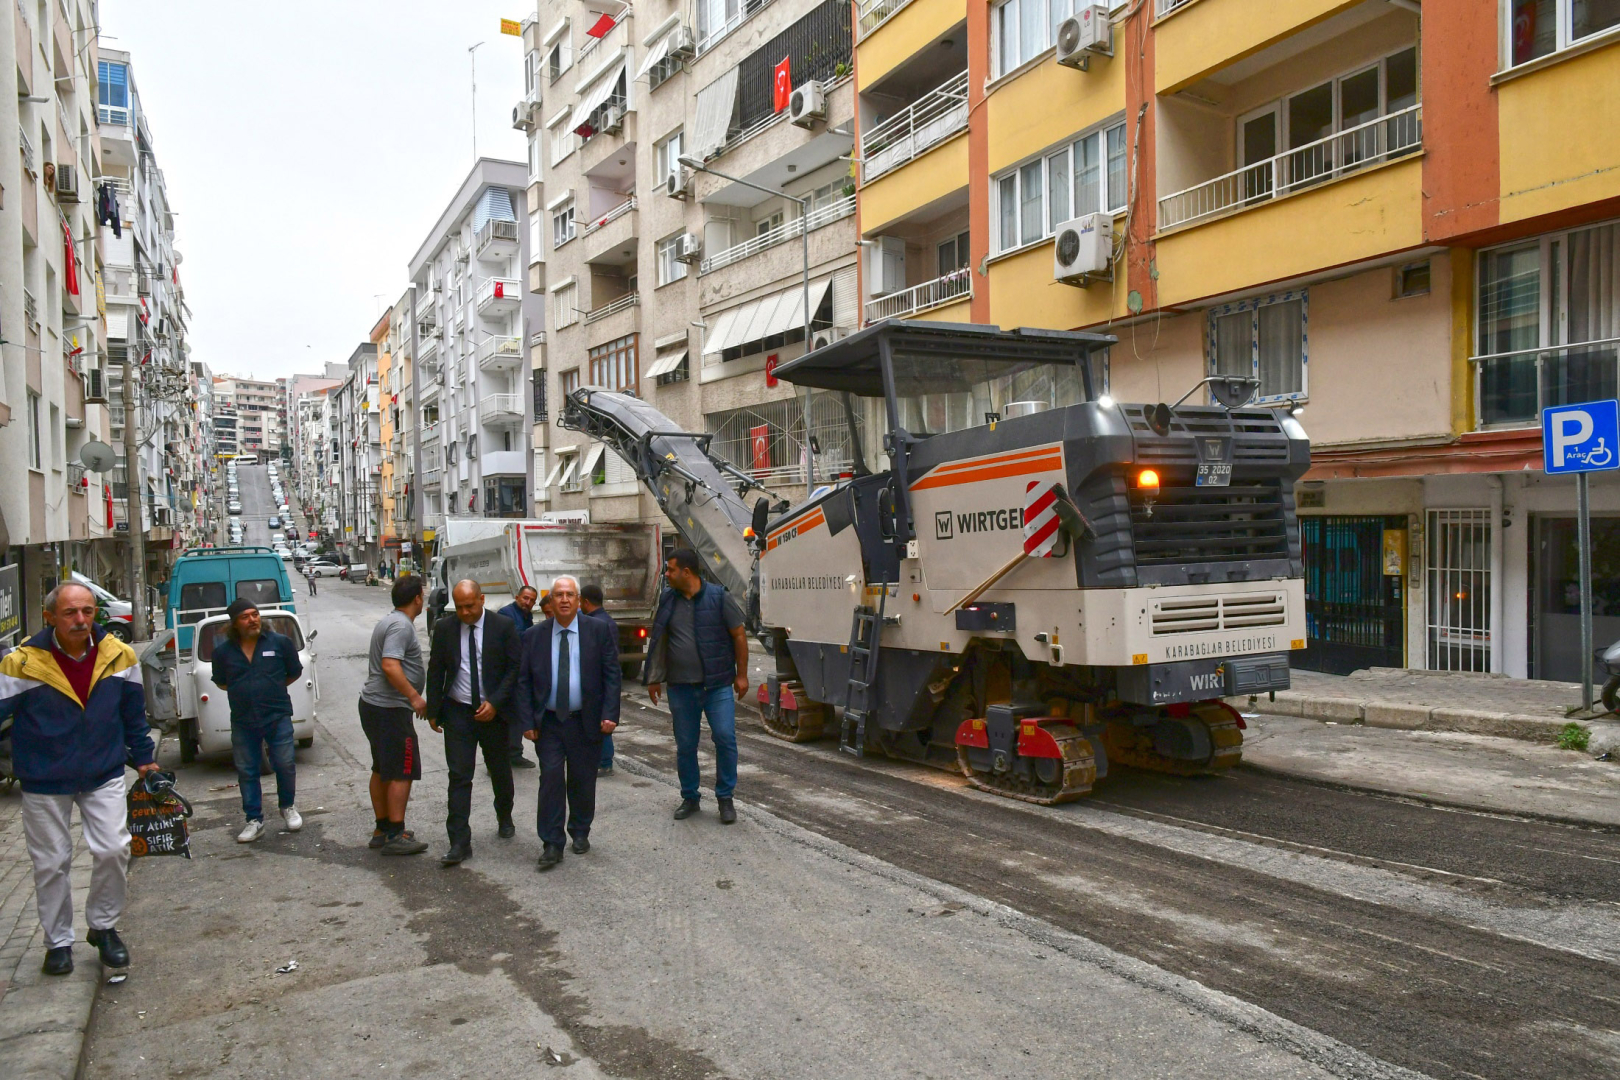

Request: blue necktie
left=556, top=628, right=570, bottom=715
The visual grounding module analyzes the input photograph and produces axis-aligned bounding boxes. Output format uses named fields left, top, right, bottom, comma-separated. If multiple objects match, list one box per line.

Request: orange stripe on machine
left=765, top=510, right=825, bottom=552
left=910, top=451, right=1064, bottom=491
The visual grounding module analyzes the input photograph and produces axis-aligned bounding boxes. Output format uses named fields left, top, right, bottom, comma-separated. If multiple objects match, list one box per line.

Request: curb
left=0, top=942, right=101, bottom=1080
left=1235, top=690, right=1617, bottom=745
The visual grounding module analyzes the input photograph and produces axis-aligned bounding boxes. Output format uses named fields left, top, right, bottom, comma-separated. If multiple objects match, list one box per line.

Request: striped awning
left=702, top=278, right=832, bottom=356
left=645, top=350, right=688, bottom=378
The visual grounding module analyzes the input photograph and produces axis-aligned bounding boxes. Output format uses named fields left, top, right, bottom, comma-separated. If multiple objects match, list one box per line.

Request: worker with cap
left=210, top=598, right=304, bottom=843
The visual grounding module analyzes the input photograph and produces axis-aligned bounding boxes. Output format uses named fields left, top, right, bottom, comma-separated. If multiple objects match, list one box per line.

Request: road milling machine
left=561, top=321, right=1310, bottom=804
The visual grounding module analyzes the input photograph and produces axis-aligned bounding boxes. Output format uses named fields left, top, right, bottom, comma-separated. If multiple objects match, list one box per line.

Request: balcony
left=865, top=268, right=972, bottom=323
left=422, top=447, right=444, bottom=477
left=480, top=449, right=527, bottom=477
left=584, top=197, right=639, bottom=267
left=476, top=334, right=524, bottom=373
left=478, top=393, right=525, bottom=426
left=861, top=71, right=968, bottom=183
left=1158, top=105, right=1422, bottom=232
left=701, top=194, right=855, bottom=274
left=584, top=292, right=640, bottom=325
left=1472, top=339, right=1620, bottom=431
left=419, top=378, right=441, bottom=405
left=475, top=277, right=521, bottom=315
left=857, top=0, right=911, bottom=36
left=1155, top=0, right=1191, bottom=15
left=415, top=291, right=436, bottom=324
left=476, top=218, right=520, bottom=261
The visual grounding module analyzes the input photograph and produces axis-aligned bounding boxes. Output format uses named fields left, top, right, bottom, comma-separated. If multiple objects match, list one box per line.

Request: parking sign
left=1541, top=400, right=1620, bottom=474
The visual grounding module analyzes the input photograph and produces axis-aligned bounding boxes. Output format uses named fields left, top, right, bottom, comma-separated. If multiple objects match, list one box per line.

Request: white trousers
left=20, top=775, right=131, bottom=949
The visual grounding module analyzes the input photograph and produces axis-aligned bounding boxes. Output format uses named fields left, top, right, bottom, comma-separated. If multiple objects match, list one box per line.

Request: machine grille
left=1129, top=479, right=1290, bottom=565
left=1151, top=592, right=1288, bottom=635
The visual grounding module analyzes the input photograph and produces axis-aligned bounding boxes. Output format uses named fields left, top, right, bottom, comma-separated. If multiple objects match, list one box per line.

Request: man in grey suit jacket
left=517, top=575, right=621, bottom=869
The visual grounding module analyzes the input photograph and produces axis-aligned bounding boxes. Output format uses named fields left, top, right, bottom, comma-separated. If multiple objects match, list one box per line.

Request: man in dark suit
left=517, top=575, right=620, bottom=870
left=579, top=582, right=619, bottom=777
left=494, top=585, right=541, bottom=771
left=425, top=579, right=524, bottom=866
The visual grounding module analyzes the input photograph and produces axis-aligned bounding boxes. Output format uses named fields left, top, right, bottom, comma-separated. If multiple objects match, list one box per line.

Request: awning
left=573, top=61, right=626, bottom=134
left=581, top=443, right=607, bottom=480
left=691, top=66, right=739, bottom=158
left=636, top=31, right=673, bottom=80
left=541, top=452, right=573, bottom=489
left=703, top=278, right=832, bottom=356
left=645, top=350, right=688, bottom=378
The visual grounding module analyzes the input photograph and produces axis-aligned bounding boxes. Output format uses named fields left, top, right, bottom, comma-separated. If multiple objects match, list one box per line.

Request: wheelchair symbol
left=1572, top=438, right=1614, bottom=467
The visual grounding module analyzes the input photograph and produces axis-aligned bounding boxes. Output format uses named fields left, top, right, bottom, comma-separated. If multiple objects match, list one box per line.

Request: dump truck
left=560, top=321, right=1309, bottom=803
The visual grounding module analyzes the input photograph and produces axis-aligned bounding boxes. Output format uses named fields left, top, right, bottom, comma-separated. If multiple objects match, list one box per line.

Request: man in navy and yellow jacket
left=0, top=581, right=157, bottom=977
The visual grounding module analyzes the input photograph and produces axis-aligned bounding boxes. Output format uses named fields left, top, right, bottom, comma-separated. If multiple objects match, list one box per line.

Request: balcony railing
left=1158, top=104, right=1422, bottom=231
left=476, top=218, right=519, bottom=257
left=476, top=277, right=521, bottom=311
left=98, top=103, right=130, bottom=126
left=865, top=268, right=972, bottom=323
left=1471, top=338, right=1620, bottom=430
left=1155, top=0, right=1193, bottom=16
left=476, top=334, right=523, bottom=370
left=19, top=127, right=35, bottom=175
left=582, top=196, right=636, bottom=236
left=700, top=193, right=855, bottom=274
left=857, top=0, right=911, bottom=35
left=414, top=292, right=436, bottom=322
left=584, top=292, right=640, bottom=325
left=862, top=71, right=969, bottom=183
left=478, top=393, right=525, bottom=425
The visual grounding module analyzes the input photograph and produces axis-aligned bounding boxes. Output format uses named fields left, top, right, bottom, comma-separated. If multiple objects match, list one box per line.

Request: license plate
left=1196, top=463, right=1232, bottom=487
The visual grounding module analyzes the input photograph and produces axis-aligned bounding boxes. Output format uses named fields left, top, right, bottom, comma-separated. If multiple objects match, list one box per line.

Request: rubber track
left=956, top=724, right=1097, bottom=805
left=1103, top=703, right=1243, bottom=776
left=759, top=680, right=826, bottom=742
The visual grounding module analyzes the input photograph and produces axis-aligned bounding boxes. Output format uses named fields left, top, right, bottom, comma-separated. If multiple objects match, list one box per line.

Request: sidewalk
left=0, top=791, right=102, bottom=1080
left=1240, top=666, right=1620, bottom=750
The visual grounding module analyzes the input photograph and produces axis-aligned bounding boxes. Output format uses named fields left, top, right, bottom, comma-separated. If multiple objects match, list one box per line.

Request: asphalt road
left=81, top=582, right=1620, bottom=1079
left=229, top=463, right=298, bottom=551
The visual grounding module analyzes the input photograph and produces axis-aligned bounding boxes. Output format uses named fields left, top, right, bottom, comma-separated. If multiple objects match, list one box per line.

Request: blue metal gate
left=1299, top=515, right=1405, bottom=674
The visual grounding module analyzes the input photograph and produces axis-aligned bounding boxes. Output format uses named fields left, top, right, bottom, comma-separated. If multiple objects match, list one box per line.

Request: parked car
left=269, top=515, right=282, bottom=529
left=303, top=559, right=343, bottom=577
left=228, top=502, right=242, bottom=515
left=71, top=572, right=134, bottom=642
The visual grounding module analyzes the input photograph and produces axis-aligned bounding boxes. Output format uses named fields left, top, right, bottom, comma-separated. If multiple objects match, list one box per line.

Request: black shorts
left=358, top=698, right=421, bottom=782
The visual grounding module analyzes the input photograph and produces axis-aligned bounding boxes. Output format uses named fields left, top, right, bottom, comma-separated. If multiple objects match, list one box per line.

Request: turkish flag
left=586, top=13, right=616, bottom=37
left=62, top=222, right=79, bottom=296
left=773, top=56, right=792, bottom=113
left=750, top=424, right=771, bottom=472
left=764, top=352, right=779, bottom=388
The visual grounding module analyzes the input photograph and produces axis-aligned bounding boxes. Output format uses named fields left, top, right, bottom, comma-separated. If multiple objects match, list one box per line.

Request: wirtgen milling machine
left=562, top=321, right=1310, bottom=804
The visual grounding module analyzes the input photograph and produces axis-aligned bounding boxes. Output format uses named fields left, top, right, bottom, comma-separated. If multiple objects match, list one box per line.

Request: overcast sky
left=104, top=1, right=530, bottom=382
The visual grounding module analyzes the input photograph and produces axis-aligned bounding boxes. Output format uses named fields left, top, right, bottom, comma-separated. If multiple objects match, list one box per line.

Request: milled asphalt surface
left=70, top=468, right=1620, bottom=1079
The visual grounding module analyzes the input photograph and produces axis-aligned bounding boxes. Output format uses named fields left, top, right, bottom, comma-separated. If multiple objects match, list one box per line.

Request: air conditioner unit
left=665, top=25, right=695, bottom=61
left=154, top=506, right=173, bottom=527
left=513, top=103, right=536, bottom=132
left=55, top=163, right=80, bottom=201
left=789, top=81, right=827, bottom=128
left=811, top=326, right=851, bottom=351
left=601, top=105, right=625, bottom=134
left=85, top=365, right=108, bottom=403
left=675, top=232, right=703, bottom=263
left=665, top=167, right=692, bottom=200
left=1056, top=6, right=1113, bottom=69
left=1053, top=213, right=1113, bottom=286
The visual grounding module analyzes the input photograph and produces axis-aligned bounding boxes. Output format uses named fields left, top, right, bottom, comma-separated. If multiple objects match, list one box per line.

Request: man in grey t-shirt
left=357, top=577, right=430, bottom=855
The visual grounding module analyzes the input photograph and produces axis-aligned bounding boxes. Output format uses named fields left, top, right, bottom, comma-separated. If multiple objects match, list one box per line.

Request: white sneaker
left=237, top=819, right=265, bottom=843
left=281, top=806, right=303, bottom=832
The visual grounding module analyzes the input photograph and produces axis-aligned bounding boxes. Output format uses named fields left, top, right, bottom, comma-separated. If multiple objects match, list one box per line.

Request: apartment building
left=852, top=0, right=1620, bottom=680
left=408, top=158, right=540, bottom=545
left=214, top=375, right=285, bottom=460
left=383, top=291, right=419, bottom=562
left=331, top=343, right=381, bottom=567
left=523, top=0, right=862, bottom=524
left=284, top=363, right=347, bottom=522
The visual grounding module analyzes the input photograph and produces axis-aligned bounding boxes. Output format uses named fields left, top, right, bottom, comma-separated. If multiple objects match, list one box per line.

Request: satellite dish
left=80, top=440, right=117, bottom=473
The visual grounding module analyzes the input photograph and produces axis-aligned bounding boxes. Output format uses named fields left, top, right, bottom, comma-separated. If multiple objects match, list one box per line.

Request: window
left=1506, top=0, right=1620, bottom=67
left=561, top=368, right=581, bottom=397
left=655, top=130, right=684, bottom=185
left=529, top=212, right=543, bottom=260
left=26, top=392, right=41, bottom=469
left=756, top=210, right=784, bottom=238
left=552, top=200, right=576, bottom=248
left=553, top=281, right=578, bottom=328
left=97, top=61, right=129, bottom=123
left=1395, top=261, right=1432, bottom=298
left=1475, top=221, right=1620, bottom=425
left=697, top=0, right=743, bottom=49
left=1209, top=293, right=1307, bottom=402
left=657, top=235, right=689, bottom=286
left=483, top=477, right=527, bottom=518
left=938, top=230, right=971, bottom=276
left=525, top=48, right=541, bottom=98
left=589, top=334, right=639, bottom=392
left=993, top=0, right=1082, bottom=77
left=547, top=27, right=572, bottom=82
left=549, top=114, right=579, bottom=165
left=993, top=120, right=1127, bottom=254
left=528, top=134, right=542, bottom=180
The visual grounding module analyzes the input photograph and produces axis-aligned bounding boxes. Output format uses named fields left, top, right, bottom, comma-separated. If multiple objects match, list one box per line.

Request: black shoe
left=572, top=836, right=590, bottom=854
left=440, top=843, right=471, bottom=866
left=87, top=928, right=129, bottom=968
left=537, top=843, right=564, bottom=870
left=510, top=756, right=536, bottom=770
left=498, top=820, right=516, bottom=839
left=369, top=828, right=413, bottom=850
left=380, top=833, right=429, bottom=856
left=673, top=799, right=701, bottom=820
left=718, top=798, right=737, bottom=825
left=41, top=946, right=73, bottom=976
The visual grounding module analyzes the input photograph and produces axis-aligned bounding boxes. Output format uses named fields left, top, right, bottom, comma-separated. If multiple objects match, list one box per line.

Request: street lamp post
left=679, top=155, right=817, bottom=495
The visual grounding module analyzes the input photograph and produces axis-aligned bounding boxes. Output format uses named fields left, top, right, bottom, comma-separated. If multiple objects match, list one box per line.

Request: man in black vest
left=517, top=575, right=621, bottom=869
left=644, top=549, right=749, bottom=825
left=425, top=579, right=524, bottom=865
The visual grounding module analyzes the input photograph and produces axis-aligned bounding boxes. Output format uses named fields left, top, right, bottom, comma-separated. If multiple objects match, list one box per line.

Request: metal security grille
left=1426, top=509, right=1492, bottom=672
left=733, top=0, right=852, bottom=134
left=1299, top=516, right=1405, bottom=674
left=705, top=392, right=864, bottom=489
